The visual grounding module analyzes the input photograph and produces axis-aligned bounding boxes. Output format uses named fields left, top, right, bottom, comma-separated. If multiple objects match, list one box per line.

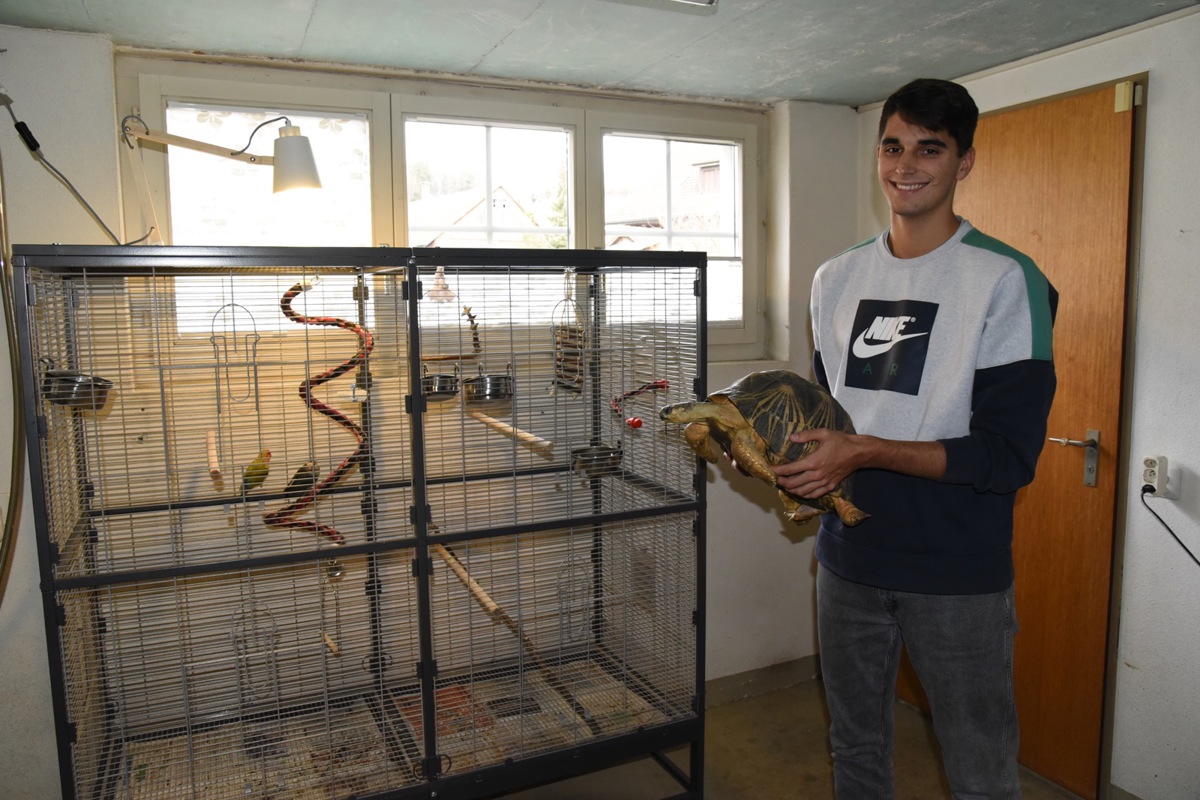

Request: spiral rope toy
left=264, top=279, right=375, bottom=548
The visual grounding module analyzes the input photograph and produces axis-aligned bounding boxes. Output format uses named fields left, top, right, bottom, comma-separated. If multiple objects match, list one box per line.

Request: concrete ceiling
left=0, top=0, right=1195, bottom=107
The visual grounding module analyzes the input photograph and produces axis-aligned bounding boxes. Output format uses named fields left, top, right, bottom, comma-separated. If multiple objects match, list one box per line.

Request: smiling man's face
left=876, top=113, right=974, bottom=223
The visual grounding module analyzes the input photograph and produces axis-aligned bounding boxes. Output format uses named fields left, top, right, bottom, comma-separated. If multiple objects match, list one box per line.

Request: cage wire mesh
left=17, top=247, right=704, bottom=800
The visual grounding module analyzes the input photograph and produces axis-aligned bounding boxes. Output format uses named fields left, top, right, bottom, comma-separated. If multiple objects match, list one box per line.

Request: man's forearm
left=855, top=435, right=947, bottom=481
left=774, top=429, right=947, bottom=499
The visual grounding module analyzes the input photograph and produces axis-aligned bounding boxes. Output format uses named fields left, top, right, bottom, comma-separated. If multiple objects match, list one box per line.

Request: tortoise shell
left=713, top=369, right=856, bottom=463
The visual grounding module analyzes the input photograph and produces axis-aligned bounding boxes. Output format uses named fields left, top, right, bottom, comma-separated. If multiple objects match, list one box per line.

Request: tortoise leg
left=728, top=429, right=775, bottom=484
left=683, top=422, right=724, bottom=463
left=832, top=496, right=870, bottom=527
left=780, top=491, right=822, bottom=524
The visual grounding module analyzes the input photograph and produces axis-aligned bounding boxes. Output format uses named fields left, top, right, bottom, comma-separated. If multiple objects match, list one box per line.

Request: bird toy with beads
left=610, top=379, right=669, bottom=428
left=263, top=279, right=375, bottom=557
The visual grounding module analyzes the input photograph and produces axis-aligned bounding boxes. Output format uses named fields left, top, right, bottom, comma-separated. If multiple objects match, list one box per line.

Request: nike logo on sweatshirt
left=851, top=316, right=929, bottom=358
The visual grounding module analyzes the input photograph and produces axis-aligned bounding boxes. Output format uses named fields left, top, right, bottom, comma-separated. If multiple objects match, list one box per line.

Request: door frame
left=974, top=74, right=1151, bottom=799
left=1099, top=70, right=1149, bottom=800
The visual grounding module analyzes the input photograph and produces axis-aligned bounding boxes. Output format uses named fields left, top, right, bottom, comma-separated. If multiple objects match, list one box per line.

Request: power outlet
left=1142, top=454, right=1180, bottom=499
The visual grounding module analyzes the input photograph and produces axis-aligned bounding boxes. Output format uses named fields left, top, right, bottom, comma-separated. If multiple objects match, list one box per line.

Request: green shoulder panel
left=961, top=229, right=1055, bottom=361
left=829, top=236, right=876, bottom=261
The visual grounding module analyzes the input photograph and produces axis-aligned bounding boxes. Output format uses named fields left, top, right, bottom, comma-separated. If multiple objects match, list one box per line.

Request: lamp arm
left=120, top=116, right=275, bottom=166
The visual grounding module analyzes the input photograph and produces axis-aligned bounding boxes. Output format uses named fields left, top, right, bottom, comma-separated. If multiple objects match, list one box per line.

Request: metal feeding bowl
left=463, top=365, right=514, bottom=404
left=41, top=369, right=114, bottom=410
left=571, top=444, right=623, bottom=478
left=421, top=364, right=459, bottom=401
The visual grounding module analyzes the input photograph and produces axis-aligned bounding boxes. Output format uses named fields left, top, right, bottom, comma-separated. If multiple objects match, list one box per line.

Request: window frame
left=584, top=108, right=763, bottom=354
left=391, top=93, right=585, bottom=250
left=121, top=67, right=394, bottom=247
left=119, top=59, right=768, bottom=360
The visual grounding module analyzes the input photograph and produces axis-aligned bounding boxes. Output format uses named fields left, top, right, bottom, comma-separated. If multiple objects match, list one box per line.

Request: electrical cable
left=230, top=116, right=289, bottom=157
left=1140, top=485, right=1200, bottom=568
left=4, top=90, right=152, bottom=246
left=0, top=125, right=26, bottom=610
left=0, top=82, right=156, bottom=607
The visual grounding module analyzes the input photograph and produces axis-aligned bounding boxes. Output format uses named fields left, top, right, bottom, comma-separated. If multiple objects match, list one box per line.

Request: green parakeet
left=284, top=460, right=319, bottom=496
left=241, top=449, right=272, bottom=494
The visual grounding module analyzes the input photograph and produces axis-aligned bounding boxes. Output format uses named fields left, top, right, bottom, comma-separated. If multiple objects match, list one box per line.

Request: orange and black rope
left=264, top=280, right=375, bottom=546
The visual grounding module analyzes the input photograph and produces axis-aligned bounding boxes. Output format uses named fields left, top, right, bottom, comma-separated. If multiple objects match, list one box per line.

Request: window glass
left=405, top=118, right=571, bottom=249
left=166, top=102, right=372, bottom=246
left=602, top=133, right=741, bottom=322
left=165, top=102, right=373, bottom=332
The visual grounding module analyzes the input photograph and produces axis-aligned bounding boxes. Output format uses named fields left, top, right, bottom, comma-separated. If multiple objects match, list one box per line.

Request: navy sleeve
left=939, top=359, right=1057, bottom=493
left=813, top=351, right=830, bottom=392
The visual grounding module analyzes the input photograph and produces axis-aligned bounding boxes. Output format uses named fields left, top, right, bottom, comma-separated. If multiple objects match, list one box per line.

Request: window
left=165, top=101, right=373, bottom=247
left=404, top=117, right=572, bottom=249
left=602, top=132, right=742, bottom=323
left=123, top=61, right=766, bottom=357
left=163, top=102, right=375, bottom=332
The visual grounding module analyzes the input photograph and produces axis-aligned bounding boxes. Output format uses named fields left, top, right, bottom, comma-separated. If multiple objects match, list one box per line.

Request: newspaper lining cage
left=14, top=245, right=707, bottom=800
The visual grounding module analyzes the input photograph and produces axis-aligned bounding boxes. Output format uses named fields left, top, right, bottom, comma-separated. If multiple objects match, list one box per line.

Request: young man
left=773, top=79, right=1057, bottom=798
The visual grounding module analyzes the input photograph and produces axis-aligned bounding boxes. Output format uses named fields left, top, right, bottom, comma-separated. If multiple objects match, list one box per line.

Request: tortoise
left=659, top=369, right=868, bottom=526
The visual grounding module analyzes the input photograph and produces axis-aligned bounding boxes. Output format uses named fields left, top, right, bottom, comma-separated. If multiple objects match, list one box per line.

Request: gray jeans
left=816, top=564, right=1021, bottom=800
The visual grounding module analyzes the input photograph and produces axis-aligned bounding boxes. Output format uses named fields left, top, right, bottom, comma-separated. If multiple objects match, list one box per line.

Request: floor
left=505, top=679, right=1079, bottom=800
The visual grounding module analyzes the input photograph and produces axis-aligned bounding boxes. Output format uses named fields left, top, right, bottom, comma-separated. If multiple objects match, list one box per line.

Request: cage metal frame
left=13, top=244, right=708, bottom=800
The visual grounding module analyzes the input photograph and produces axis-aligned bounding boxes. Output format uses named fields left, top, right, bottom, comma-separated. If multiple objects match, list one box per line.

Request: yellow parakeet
left=241, top=449, right=272, bottom=494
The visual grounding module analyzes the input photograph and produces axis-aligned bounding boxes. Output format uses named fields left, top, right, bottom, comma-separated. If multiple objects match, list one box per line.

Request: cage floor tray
left=118, top=705, right=405, bottom=800
left=388, top=660, right=670, bottom=776
left=115, top=660, right=670, bottom=798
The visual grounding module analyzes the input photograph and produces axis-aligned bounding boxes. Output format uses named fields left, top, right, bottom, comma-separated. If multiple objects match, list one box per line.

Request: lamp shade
left=272, top=125, right=322, bottom=192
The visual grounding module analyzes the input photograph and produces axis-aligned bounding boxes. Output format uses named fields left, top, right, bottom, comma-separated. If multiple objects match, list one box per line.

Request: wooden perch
left=467, top=410, right=554, bottom=457
left=207, top=430, right=222, bottom=479
left=429, top=536, right=603, bottom=736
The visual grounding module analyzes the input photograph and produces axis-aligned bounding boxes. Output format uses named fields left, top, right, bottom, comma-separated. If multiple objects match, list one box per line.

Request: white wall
left=7, top=10, right=1196, bottom=799
left=854, top=10, right=1200, bottom=799
left=0, top=25, right=122, bottom=799
left=0, top=23, right=862, bottom=799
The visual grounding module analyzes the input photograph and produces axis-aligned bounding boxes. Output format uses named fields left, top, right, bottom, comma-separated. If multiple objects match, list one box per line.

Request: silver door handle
left=1049, top=436, right=1097, bottom=448
left=1047, top=429, right=1100, bottom=487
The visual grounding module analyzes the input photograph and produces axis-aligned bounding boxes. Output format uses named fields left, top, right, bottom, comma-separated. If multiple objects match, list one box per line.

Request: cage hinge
left=359, top=493, right=377, bottom=519
left=405, top=393, right=426, bottom=415
left=36, top=415, right=48, bottom=439
left=415, top=659, right=438, bottom=679
left=409, top=504, right=432, bottom=526
left=404, top=275, right=424, bottom=302
left=693, top=278, right=701, bottom=298
left=692, top=609, right=700, bottom=627
left=353, top=283, right=369, bottom=302
left=418, top=754, right=445, bottom=778
left=25, top=282, right=37, bottom=307
left=54, top=602, right=67, bottom=626
left=411, top=555, right=433, bottom=578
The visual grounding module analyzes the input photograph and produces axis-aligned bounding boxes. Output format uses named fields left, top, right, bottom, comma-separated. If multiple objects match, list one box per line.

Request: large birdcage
left=13, top=244, right=706, bottom=800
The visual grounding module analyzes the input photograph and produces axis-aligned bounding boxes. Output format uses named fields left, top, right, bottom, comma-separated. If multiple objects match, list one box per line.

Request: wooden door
left=895, top=83, right=1135, bottom=798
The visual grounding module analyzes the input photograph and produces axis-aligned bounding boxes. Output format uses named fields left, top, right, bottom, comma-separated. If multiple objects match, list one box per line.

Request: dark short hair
left=878, top=79, right=979, bottom=156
